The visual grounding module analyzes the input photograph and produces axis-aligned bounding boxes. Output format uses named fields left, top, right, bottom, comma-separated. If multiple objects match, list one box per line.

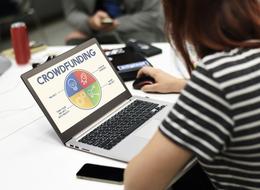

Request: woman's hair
left=162, top=0, right=260, bottom=74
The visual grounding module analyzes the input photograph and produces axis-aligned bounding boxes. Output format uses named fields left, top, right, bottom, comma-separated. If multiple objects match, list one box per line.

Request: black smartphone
left=105, top=47, right=152, bottom=81
left=76, top=163, right=124, bottom=184
left=126, top=39, right=162, bottom=57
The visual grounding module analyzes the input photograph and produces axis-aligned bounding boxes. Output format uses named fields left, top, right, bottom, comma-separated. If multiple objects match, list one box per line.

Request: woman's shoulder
left=198, top=47, right=260, bottom=71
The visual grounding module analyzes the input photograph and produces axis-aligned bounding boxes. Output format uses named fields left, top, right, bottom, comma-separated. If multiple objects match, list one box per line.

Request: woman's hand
left=136, top=67, right=187, bottom=93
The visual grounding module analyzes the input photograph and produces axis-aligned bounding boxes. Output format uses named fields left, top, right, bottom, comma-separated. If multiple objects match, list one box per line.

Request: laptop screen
left=27, top=43, right=126, bottom=133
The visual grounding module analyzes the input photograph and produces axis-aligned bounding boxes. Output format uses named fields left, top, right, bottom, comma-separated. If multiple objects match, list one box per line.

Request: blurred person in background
left=62, top=0, right=165, bottom=45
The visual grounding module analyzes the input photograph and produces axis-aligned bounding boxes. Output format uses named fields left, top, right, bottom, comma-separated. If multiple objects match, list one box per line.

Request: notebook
left=21, top=38, right=171, bottom=162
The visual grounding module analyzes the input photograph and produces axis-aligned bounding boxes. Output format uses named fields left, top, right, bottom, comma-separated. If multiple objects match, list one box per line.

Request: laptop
left=21, top=38, right=171, bottom=162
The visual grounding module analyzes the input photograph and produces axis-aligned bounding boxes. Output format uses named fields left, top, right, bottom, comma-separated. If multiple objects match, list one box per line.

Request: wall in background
left=0, top=0, right=63, bottom=38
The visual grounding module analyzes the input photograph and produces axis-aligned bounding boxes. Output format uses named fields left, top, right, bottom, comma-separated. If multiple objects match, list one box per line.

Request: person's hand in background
left=88, top=10, right=118, bottom=32
left=137, top=67, right=187, bottom=93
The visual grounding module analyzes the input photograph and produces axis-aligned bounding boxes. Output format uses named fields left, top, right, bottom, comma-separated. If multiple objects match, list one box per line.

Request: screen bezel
left=21, top=38, right=132, bottom=144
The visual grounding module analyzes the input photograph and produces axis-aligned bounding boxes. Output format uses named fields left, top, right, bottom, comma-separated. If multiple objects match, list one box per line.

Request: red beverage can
left=10, top=22, right=31, bottom=64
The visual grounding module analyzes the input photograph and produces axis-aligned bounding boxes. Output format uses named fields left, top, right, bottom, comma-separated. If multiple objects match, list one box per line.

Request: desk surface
left=0, top=43, right=189, bottom=190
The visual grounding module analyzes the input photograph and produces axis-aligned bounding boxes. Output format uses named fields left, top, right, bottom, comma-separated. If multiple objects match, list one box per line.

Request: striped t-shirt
left=160, top=47, right=260, bottom=190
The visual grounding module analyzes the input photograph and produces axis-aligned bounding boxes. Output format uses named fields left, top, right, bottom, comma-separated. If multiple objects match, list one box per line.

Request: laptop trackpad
left=134, top=119, right=161, bottom=139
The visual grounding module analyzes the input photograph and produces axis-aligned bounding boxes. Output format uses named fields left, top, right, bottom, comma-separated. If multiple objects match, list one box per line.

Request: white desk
left=0, top=43, right=189, bottom=190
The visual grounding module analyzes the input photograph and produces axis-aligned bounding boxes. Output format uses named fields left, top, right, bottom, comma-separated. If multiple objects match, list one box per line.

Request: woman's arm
left=124, top=131, right=193, bottom=190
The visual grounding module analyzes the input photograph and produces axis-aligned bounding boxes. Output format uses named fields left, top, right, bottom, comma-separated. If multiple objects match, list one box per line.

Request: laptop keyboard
left=79, top=100, right=165, bottom=150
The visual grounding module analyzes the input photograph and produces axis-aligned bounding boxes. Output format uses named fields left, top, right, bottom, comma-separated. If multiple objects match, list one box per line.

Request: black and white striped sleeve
left=159, top=61, right=234, bottom=162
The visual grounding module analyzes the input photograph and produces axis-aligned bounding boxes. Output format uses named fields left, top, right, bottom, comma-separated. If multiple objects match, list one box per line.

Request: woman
left=124, top=0, right=260, bottom=190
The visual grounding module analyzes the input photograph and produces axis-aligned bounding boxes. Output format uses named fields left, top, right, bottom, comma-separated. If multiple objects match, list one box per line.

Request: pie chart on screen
left=65, top=70, right=102, bottom=109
